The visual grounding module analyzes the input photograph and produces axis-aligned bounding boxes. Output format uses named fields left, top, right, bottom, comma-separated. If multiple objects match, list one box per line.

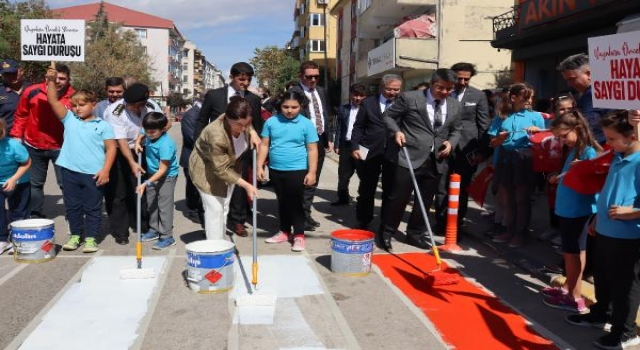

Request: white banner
left=367, top=38, right=395, bottom=77
left=588, top=31, right=640, bottom=109
left=21, top=19, right=85, bottom=62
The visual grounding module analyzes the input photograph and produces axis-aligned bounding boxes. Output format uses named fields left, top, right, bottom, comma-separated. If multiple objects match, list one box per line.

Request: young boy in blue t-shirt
left=135, top=112, right=179, bottom=250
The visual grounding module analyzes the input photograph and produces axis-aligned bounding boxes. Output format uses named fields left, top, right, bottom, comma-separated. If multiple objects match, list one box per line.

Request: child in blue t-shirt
left=0, top=118, right=31, bottom=255
left=135, top=112, right=179, bottom=250
left=565, top=111, right=640, bottom=349
left=257, top=90, right=319, bottom=252
left=490, top=83, right=545, bottom=248
left=45, top=66, right=117, bottom=253
left=540, top=110, right=601, bottom=314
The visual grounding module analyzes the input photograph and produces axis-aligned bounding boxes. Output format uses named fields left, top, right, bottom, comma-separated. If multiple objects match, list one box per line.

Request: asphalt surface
left=1, top=123, right=638, bottom=350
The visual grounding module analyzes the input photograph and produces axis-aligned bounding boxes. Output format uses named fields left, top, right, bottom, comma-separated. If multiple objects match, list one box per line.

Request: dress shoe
left=304, top=222, right=316, bottom=231
left=307, top=217, right=321, bottom=227
left=330, top=198, right=350, bottom=206
left=405, top=234, right=430, bottom=249
left=233, top=223, right=248, bottom=237
left=382, top=236, right=393, bottom=251
left=115, top=237, right=129, bottom=245
left=355, top=222, right=369, bottom=230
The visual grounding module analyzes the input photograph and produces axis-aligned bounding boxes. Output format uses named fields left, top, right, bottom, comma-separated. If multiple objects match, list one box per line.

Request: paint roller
left=120, top=151, right=157, bottom=280
left=402, top=146, right=460, bottom=287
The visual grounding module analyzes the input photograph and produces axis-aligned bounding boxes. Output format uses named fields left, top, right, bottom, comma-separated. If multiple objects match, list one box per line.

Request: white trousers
left=198, top=185, right=235, bottom=240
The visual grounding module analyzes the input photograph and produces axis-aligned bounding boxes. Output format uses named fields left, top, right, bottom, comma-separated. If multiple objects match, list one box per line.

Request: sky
left=43, top=0, right=296, bottom=80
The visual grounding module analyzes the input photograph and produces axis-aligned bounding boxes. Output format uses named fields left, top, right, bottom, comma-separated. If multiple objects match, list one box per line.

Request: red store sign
left=520, top=0, right=618, bottom=30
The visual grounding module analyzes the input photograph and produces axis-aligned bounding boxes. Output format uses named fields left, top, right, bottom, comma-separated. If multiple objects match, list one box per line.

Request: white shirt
left=345, top=104, right=359, bottom=141
left=301, top=83, right=325, bottom=134
left=227, top=85, right=244, bottom=102
left=453, top=87, right=466, bottom=102
left=104, top=98, right=162, bottom=148
left=425, top=90, right=448, bottom=129
left=379, top=94, right=392, bottom=113
left=232, top=132, right=247, bottom=159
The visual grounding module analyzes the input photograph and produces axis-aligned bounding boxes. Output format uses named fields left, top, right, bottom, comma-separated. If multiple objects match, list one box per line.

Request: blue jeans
left=61, top=167, right=105, bottom=239
left=26, top=145, right=62, bottom=217
left=0, top=182, right=31, bottom=241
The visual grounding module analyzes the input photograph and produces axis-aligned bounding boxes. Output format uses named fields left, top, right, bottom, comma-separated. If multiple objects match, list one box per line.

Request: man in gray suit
left=378, top=69, right=462, bottom=251
left=435, top=63, right=490, bottom=233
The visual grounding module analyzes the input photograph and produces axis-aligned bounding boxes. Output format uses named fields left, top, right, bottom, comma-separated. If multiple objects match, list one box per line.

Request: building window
left=183, top=75, right=188, bottom=83
left=357, top=0, right=371, bottom=15
left=351, top=1, right=357, bottom=19
left=301, top=26, right=306, bottom=38
left=135, top=28, right=147, bottom=39
left=183, top=64, right=188, bottom=71
left=309, top=40, right=325, bottom=52
left=309, top=13, right=324, bottom=26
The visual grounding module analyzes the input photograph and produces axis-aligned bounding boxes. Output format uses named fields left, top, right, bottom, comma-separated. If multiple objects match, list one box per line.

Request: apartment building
left=290, top=0, right=338, bottom=83
left=331, top=0, right=513, bottom=102
left=203, top=60, right=225, bottom=93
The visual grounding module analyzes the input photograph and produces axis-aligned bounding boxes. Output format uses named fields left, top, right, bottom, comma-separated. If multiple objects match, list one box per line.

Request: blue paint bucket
left=185, top=240, right=235, bottom=294
left=331, top=229, right=375, bottom=276
left=10, top=219, right=56, bottom=263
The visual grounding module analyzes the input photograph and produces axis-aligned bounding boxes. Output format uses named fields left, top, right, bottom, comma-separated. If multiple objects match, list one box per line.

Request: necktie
left=309, top=89, right=323, bottom=134
left=433, top=99, right=442, bottom=131
left=384, top=99, right=392, bottom=112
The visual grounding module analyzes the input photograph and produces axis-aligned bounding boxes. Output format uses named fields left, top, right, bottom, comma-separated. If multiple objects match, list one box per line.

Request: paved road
left=0, top=124, right=635, bottom=350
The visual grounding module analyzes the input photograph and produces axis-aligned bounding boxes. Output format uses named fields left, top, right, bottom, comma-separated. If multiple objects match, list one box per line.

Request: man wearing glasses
left=377, top=69, right=462, bottom=251
left=434, top=62, right=490, bottom=235
left=289, top=61, right=333, bottom=231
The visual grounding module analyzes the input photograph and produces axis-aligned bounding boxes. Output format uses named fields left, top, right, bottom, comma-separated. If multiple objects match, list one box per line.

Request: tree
left=250, top=45, right=300, bottom=94
left=0, top=0, right=52, bottom=82
left=69, top=2, right=156, bottom=99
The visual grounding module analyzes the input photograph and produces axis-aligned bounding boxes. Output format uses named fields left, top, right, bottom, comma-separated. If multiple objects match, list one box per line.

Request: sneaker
left=541, top=286, right=568, bottom=298
left=551, top=235, right=562, bottom=246
left=83, top=238, right=99, bottom=253
left=291, top=235, right=305, bottom=252
left=508, top=235, right=525, bottom=248
left=543, top=294, right=588, bottom=313
left=265, top=232, right=291, bottom=244
left=566, top=313, right=609, bottom=330
left=493, top=232, right=512, bottom=243
left=152, top=237, right=176, bottom=250
left=0, top=241, right=11, bottom=255
left=594, top=333, right=640, bottom=350
left=538, top=229, right=558, bottom=241
left=63, top=235, right=82, bottom=251
left=141, top=231, right=159, bottom=242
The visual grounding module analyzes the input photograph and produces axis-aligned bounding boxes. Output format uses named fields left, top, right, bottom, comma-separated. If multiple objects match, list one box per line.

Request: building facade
left=330, top=0, right=513, bottom=102
left=204, top=60, right=225, bottom=93
left=290, top=0, right=338, bottom=83
left=491, top=0, right=640, bottom=100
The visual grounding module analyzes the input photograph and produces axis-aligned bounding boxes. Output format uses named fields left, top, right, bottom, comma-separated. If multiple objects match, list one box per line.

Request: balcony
left=358, top=0, right=436, bottom=37
left=356, top=37, right=438, bottom=78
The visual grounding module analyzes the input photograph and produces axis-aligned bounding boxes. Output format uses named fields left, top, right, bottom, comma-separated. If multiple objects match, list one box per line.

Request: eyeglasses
left=305, top=75, right=320, bottom=80
left=433, top=83, right=454, bottom=92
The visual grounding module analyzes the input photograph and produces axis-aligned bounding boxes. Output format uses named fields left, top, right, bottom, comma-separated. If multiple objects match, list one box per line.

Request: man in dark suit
left=331, top=83, right=367, bottom=206
left=180, top=99, right=204, bottom=225
left=434, top=62, right=490, bottom=233
left=378, top=69, right=462, bottom=251
left=288, top=60, right=333, bottom=231
left=350, top=75, right=402, bottom=229
left=194, top=62, right=264, bottom=237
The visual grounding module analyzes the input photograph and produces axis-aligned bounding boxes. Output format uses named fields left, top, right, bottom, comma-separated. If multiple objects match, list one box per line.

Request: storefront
left=491, top=0, right=640, bottom=99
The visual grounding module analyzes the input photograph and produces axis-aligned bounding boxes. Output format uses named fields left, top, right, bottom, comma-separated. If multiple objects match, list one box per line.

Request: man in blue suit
left=331, top=83, right=367, bottom=206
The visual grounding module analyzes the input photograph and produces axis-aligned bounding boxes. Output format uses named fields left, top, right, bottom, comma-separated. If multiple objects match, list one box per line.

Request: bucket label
left=16, top=242, right=39, bottom=254
left=187, top=251, right=234, bottom=269
left=12, top=228, right=54, bottom=241
left=331, top=240, right=374, bottom=254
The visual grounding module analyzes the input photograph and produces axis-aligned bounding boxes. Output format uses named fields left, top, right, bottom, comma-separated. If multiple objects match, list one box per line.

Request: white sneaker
left=0, top=241, right=12, bottom=255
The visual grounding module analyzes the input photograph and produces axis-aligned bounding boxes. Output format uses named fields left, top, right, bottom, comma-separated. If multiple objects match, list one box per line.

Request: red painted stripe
left=373, top=253, right=556, bottom=350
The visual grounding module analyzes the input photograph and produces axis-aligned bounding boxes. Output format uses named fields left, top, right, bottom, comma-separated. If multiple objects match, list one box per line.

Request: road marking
left=0, top=264, right=27, bottom=288
left=13, top=255, right=166, bottom=350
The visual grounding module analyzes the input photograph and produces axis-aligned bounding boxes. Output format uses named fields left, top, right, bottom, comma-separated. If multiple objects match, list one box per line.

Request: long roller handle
left=136, top=151, right=142, bottom=269
left=251, top=147, right=258, bottom=287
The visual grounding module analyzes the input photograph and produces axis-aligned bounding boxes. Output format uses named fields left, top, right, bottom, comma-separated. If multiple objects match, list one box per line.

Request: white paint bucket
left=10, top=219, right=56, bottom=263
left=185, top=240, right=235, bottom=294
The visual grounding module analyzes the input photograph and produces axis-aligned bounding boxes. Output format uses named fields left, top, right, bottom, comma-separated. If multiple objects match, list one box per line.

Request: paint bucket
left=331, top=229, right=375, bottom=276
left=10, top=219, right=56, bottom=263
left=185, top=240, right=235, bottom=294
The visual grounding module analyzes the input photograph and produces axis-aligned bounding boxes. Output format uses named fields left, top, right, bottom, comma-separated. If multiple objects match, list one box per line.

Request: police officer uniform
left=103, top=83, right=162, bottom=244
left=0, top=59, right=30, bottom=133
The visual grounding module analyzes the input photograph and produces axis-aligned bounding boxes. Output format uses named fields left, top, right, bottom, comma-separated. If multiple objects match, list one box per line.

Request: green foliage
left=250, top=45, right=300, bottom=95
left=166, top=91, right=188, bottom=108
left=0, top=0, right=52, bottom=82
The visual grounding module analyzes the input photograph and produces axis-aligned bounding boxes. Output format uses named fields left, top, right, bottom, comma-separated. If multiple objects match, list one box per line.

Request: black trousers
left=105, top=152, right=149, bottom=239
left=303, top=137, right=325, bottom=220
left=355, top=154, right=384, bottom=226
left=590, top=233, right=640, bottom=338
left=435, top=152, right=476, bottom=228
left=336, top=142, right=357, bottom=194
left=379, top=154, right=441, bottom=240
left=183, top=167, right=204, bottom=225
left=271, top=169, right=307, bottom=234
left=228, top=150, right=252, bottom=226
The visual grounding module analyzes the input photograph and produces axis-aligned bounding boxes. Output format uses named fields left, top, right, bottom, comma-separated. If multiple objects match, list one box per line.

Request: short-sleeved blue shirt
left=56, top=111, right=115, bottom=175
left=555, top=147, right=598, bottom=218
left=144, top=132, right=179, bottom=177
left=498, top=110, right=546, bottom=150
left=0, top=137, right=30, bottom=184
left=595, top=151, right=640, bottom=239
left=261, top=114, right=319, bottom=171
